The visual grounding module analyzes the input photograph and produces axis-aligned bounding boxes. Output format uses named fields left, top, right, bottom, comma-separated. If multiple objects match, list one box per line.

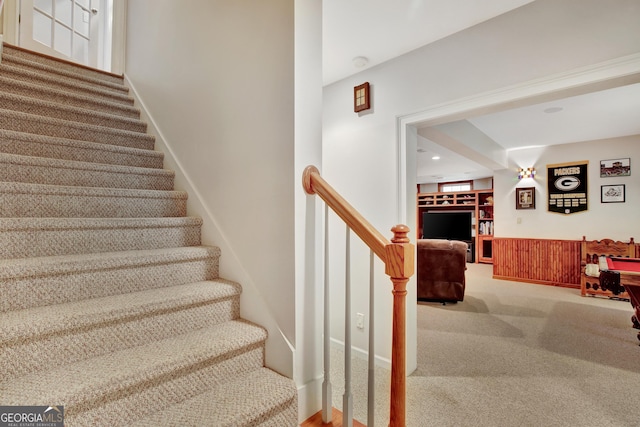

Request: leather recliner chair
left=416, top=239, right=468, bottom=303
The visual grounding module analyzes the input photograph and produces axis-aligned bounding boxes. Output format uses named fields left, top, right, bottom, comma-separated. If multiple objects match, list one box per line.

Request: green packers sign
left=547, top=161, right=588, bottom=214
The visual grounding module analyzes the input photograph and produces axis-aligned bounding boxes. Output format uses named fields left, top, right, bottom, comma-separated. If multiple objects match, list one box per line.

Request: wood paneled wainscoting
left=493, top=238, right=582, bottom=288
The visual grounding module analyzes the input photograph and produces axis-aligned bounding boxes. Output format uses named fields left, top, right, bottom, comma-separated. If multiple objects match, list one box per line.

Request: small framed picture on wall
left=601, top=184, right=625, bottom=203
left=600, top=158, right=630, bottom=177
left=516, top=187, right=535, bottom=209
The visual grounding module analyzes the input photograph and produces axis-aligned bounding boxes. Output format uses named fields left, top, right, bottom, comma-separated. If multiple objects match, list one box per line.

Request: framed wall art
left=600, top=158, right=630, bottom=177
left=516, top=187, right=535, bottom=209
left=601, top=184, right=625, bottom=203
left=354, top=82, right=370, bottom=113
left=547, top=161, right=588, bottom=214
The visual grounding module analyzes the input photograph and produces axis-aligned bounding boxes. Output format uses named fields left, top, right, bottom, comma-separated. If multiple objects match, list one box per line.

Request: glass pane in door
left=53, top=21, right=72, bottom=56
left=32, top=10, right=53, bottom=46
left=73, top=32, right=88, bottom=63
left=74, top=3, right=90, bottom=37
left=55, top=0, right=73, bottom=27
left=34, top=0, right=53, bottom=15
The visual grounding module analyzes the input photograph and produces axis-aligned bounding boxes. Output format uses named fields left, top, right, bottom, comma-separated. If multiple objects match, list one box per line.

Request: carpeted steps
left=0, top=153, right=174, bottom=190
left=0, top=129, right=164, bottom=168
left=0, top=91, right=147, bottom=132
left=0, top=43, right=297, bottom=426
left=0, top=181, right=188, bottom=217
left=0, top=75, right=140, bottom=118
left=0, top=61, right=134, bottom=104
left=0, top=217, right=203, bottom=258
left=0, top=109, right=155, bottom=148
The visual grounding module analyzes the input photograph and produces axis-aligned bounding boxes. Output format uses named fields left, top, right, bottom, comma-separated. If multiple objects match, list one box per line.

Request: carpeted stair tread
left=0, top=279, right=240, bottom=345
left=0, top=246, right=221, bottom=312
left=0, top=75, right=140, bottom=119
left=0, top=63, right=133, bottom=105
left=1, top=51, right=128, bottom=93
left=0, top=280, right=242, bottom=380
left=2, top=43, right=124, bottom=85
left=0, top=109, right=154, bottom=149
left=0, top=245, right=220, bottom=280
left=0, top=152, right=174, bottom=190
left=130, top=367, right=298, bottom=427
left=0, top=320, right=267, bottom=409
left=0, top=216, right=203, bottom=258
left=0, top=91, right=147, bottom=133
left=0, top=181, right=187, bottom=218
left=0, top=128, right=164, bottom=169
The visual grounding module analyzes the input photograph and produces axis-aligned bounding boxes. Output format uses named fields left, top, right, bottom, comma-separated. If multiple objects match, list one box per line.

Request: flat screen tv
left=422, top=212, right=472, bottom=242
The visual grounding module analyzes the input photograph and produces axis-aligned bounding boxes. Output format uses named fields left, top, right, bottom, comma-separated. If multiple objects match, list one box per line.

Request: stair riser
left=2, top=56, right=128, bottom=95
left=2, top=45, right=124, bottom=85
left=0, top=93, right=147, bottom=133
left=0, top=76, right=139, bottom=119
left=0, top=111, right=155, bottom=150
left=0, top=130, right=164, bottom=169
left=0, top=65, right=133, bottom=106
left=2, top=296, right=240, bottom=380
left=0, top=190, right=186, bottom=218
left=0, top=223, right=201, bottom=258
left=1, top=256, right=220, bottom=312
left=68, top=347, right=265, bottom=425
left=0, top=158, right=174, bottom=191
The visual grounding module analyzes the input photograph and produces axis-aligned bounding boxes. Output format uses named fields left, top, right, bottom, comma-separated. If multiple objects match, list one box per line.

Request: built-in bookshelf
left=417, top=189, right=494, bottom=263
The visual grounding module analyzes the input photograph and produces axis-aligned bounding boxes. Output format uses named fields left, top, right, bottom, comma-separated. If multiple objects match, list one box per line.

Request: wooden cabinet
left=417, top=189, right=494, bottom=263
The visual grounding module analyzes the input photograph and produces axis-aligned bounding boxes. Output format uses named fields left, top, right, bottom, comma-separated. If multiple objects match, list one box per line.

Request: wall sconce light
left=518, top=167, right=536, bottom=179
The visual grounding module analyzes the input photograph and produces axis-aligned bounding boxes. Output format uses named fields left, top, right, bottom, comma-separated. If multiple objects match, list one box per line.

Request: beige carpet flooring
left=331, top=263, right=640, bottom=426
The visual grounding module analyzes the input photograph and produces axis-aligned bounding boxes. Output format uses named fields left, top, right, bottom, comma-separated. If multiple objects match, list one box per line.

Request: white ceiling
left=322, top=0, right=536, bottom=86
left=323, top=0, right=640, bottom=184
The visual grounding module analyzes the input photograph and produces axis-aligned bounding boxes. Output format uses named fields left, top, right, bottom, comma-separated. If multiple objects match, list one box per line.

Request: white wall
left=497, top=135, right=640, bottom=241
left=124, top=0, right=298, bottom=377
left=293, top=0, right=325, bottom=421
left=323, top=0, right=640, bottom=367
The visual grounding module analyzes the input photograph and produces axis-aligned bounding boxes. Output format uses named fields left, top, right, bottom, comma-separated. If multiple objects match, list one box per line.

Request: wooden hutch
left=416, top=189, right=494, bottom=263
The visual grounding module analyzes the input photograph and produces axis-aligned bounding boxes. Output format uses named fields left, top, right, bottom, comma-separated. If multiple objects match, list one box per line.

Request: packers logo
left=554, top=176, right=580, bottom=191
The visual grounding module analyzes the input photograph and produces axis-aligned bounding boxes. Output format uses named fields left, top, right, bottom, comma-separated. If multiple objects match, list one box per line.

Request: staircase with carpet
left=0, top=43, right=298, bottom=426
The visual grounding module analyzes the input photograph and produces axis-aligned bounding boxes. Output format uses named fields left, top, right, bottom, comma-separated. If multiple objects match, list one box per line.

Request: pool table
left=607, top=257, right=640, bottom=343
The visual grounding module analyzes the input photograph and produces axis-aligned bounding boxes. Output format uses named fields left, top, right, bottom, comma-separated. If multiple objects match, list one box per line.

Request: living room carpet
left=332, top=263, right=640, bottom=426
left=0, top=43, right=297, bottom=426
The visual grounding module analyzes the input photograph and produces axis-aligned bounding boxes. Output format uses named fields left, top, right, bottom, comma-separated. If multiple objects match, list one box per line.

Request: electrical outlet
left=356, top=313, right=365, bottom=330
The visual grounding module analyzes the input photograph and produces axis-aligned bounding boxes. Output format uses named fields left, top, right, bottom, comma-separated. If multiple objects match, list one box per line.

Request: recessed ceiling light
left=432, top=155, right=441, bottom=160
left=544, top=107, right=564, bottom=114
left=352, top=56, right=369, bottom=68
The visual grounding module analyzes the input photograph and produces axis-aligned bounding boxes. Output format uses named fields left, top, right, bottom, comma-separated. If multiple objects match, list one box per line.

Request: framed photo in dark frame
left=601, top=184, right=625, bottom=203
left=600, top=158, right=630, bottom=177
left=516, top=187, right=535, bottom=209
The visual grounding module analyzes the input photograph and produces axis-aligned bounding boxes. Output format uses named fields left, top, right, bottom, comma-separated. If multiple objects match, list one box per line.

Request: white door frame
left=1, top=0, right=126, bottom=75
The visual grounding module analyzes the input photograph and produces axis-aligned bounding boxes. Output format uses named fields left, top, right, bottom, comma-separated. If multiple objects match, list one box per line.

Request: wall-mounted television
left=422, top=211, right=472, bottom=242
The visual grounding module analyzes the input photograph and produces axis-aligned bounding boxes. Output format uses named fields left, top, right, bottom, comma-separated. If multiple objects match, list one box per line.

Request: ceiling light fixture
left=352, top=56, right=369, bottom=68
left=432, top=156, right=441, bottom=160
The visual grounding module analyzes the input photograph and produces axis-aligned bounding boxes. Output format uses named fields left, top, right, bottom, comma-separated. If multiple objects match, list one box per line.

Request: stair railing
left=303, top=165, right=414, bottom=427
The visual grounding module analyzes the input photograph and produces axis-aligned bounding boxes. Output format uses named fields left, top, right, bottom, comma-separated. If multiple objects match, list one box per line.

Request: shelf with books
left=417, top=189, right=494, bottom=263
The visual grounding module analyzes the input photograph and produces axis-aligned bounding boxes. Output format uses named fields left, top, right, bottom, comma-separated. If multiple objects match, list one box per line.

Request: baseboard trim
left=330, top=337, right=392, bottom=371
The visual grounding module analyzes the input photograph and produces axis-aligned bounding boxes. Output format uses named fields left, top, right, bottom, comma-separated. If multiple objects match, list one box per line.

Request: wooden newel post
left=385, top=225, right=414, bottom=427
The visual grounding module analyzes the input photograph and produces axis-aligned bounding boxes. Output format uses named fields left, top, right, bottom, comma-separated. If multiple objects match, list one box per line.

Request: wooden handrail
left=303, top=165, right=389, bottom=261
left=303, top=165, right=414, bottom=427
